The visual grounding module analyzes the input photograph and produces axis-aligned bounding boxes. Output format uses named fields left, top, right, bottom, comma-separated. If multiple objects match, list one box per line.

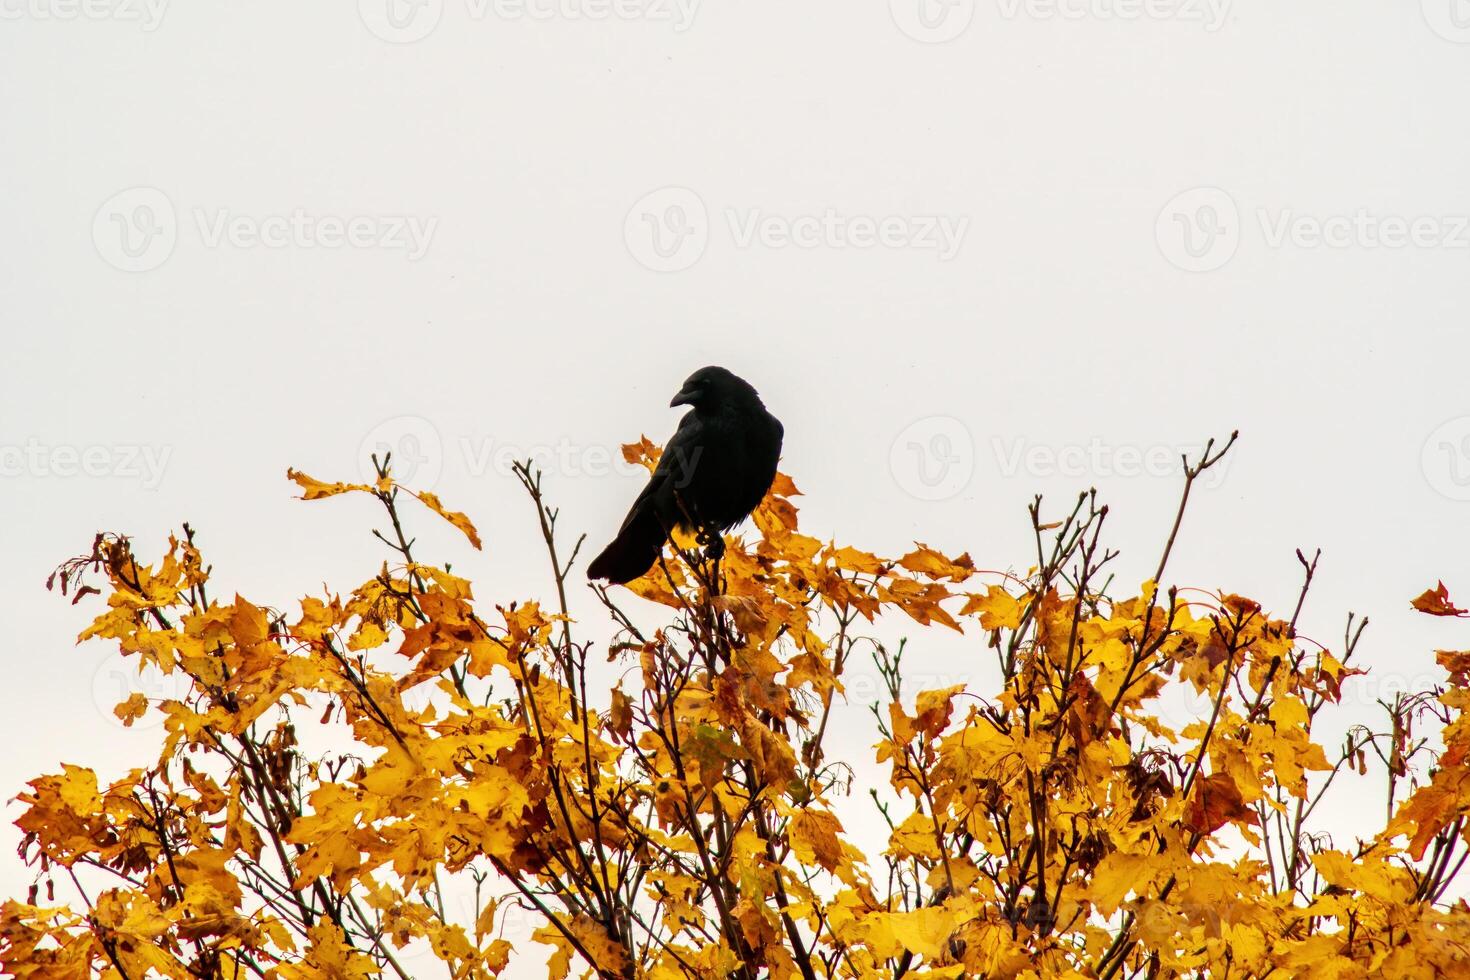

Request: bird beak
left=670, top=387, right=696, bottom=408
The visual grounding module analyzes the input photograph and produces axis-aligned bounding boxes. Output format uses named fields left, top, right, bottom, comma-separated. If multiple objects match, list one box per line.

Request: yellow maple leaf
left=1091, top=852, right=1154, bottom=916
left=112, top=692, right=149, bottom=726
left=408, top=489, right=483, bottom=551
left=285, top=468, right=376, bottom=500
left=959, top=585, right=1023, bottom=630
left=868, top=906, right=957, bottom=961
left=790, top=808, right=845, bottom=873
left=898, top=545, right=975, bottom=582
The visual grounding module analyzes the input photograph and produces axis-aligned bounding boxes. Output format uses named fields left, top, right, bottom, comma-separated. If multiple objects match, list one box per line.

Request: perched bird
left=587, top=366, right=784, bottom=584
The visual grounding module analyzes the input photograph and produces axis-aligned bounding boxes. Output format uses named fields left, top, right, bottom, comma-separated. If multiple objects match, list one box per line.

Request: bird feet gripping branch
left=697, top=527, right=725, bottom=562
left=695, top=527, right=727, bottom=595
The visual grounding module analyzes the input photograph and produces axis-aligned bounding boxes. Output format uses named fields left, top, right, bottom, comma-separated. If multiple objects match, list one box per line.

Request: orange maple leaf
left=1412, top=581, right=1468, bottom=617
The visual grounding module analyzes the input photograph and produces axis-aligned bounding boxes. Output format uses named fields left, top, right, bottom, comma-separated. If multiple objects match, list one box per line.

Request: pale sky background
left=5, top=1, right=1470, bottom=974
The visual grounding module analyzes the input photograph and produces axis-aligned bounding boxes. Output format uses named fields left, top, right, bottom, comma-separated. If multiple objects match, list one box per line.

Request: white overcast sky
left=5, top=0, right=1470, bottom=973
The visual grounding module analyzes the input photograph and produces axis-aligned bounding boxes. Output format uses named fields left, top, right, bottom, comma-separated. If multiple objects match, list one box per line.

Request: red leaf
left=1184, top=773, right=1257, bottom=836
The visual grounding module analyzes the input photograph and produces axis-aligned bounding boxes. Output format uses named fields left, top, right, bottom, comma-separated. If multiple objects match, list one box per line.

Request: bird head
left=669, top=366, right=757, bottom=411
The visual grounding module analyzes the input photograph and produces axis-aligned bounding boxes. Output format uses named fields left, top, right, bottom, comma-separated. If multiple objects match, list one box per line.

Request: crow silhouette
left=587, top=366, right=784, bottom=584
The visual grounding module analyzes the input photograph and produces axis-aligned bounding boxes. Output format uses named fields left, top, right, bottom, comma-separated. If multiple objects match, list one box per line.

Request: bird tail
left=587, top=505, right=667, bottom=584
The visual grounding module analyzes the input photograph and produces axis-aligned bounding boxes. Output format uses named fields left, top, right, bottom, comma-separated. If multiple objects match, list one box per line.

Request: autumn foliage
left=5, top=436, right=1470, bottom=979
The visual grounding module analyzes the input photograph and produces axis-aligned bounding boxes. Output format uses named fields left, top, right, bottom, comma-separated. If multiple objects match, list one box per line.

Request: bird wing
left=616, top=412, right=704, bottom=534
left=585, top=413, right=706, bottom=583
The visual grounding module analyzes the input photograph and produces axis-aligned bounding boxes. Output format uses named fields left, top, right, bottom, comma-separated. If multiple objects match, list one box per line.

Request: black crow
left=587, top=366, right=784, bottom=584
